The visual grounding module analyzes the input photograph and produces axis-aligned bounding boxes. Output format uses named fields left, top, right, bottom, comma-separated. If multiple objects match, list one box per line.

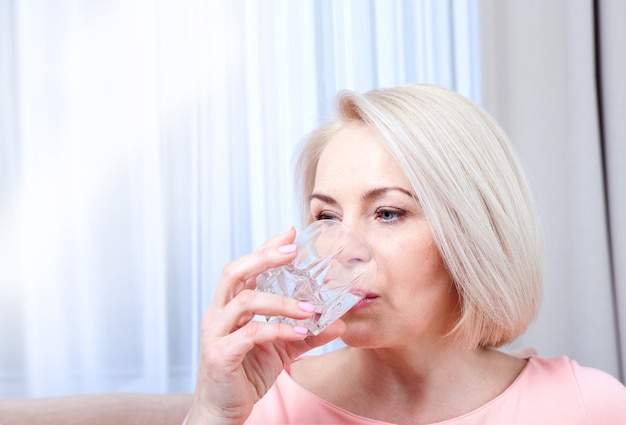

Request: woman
left=185, top=85, right=626, bottom=424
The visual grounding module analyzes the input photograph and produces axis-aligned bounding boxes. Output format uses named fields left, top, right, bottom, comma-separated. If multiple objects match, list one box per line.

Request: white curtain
left=480, top=0, right=625, bottom=383
left=0, top=0, right=481, bottom=397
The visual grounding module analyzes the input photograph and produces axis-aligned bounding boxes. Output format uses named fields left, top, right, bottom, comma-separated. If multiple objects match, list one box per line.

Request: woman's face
left=310, top=123, right=459, bottom=348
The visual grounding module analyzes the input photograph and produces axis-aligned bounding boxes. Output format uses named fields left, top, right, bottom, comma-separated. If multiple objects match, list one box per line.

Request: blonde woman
left=185, top=85, right=626, bottom=424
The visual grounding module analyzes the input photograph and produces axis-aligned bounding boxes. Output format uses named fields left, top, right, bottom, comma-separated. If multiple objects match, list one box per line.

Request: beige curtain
left=479, top=0, right=625, bottom=382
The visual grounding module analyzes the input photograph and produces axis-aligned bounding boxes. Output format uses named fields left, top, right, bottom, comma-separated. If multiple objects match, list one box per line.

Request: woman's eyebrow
left=308, top=187, right=414, bottom=205
left=361, top=187, right=414, bottom=202
left=308, top=193, right=337, bottom=205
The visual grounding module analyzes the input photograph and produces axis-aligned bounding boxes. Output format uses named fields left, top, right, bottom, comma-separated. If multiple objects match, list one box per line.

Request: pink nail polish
left=278, top=244, right=297, bottom=254
left=293, top=326, right=308, bottom=335
left=298, top=301, right=315, bottom=313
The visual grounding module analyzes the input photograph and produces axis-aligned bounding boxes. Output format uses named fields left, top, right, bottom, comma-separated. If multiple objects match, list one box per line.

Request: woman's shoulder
left=522, top=355, right=626, bottom=422
left=524, top=354, right=624, bottom=388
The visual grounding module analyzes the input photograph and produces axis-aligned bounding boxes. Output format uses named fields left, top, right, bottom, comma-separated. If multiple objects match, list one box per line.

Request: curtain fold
left=479, top=0, right=624, bottom=382
left=598, top=0, right=626, bottom=381
left=0, top=0, right=481, bottom=397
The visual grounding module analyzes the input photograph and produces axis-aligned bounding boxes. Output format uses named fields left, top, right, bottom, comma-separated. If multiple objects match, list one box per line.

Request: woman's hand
left=185, top=227, right=345, bottom=425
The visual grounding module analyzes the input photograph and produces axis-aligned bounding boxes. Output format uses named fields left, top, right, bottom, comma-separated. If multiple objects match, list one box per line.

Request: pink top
left=245, top=356, right=626, bottom=424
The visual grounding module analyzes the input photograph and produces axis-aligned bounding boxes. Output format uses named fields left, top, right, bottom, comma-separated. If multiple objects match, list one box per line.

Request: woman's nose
left=336, top=218, right=372, bottom=259
left=303, top=219, right=376, bottom=289
left=335, top=233, right=373, bottom=266
left=325, top=228, right=376, bottom=289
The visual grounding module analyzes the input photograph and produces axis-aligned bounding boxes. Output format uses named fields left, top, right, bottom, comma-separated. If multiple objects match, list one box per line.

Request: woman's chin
left=338, top=319, right=380, bottom=348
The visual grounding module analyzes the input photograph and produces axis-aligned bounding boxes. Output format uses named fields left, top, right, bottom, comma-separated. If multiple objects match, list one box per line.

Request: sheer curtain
left=480, top=0, right=625, bottom=383
left=0, top=0, right=481, bottom=397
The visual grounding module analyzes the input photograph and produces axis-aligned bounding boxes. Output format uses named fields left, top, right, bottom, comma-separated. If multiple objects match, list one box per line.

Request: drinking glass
left=256, top=220, right=377, bottom=335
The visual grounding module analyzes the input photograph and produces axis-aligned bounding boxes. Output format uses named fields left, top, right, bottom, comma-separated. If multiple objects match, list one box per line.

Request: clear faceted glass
left=256, top=220, right=377, bottom=335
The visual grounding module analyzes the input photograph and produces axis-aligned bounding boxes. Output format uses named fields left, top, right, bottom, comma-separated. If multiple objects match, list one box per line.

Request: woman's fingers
left=212, top=227, right=297, bottom=308
left=202, top=292, right=346, bottom=368
left=205, top=320, right=310, bottom=370
left=206, top=318, right=346, bottom=372
left=209, top=290, right=316, bottom=336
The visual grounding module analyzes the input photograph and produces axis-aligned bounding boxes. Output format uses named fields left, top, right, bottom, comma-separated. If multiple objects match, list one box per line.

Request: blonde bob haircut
left=294, top=84, right=543, bottom=349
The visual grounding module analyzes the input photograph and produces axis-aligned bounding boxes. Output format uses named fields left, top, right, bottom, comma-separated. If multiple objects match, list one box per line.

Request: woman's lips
left=350, top=293, right=379, bottom=310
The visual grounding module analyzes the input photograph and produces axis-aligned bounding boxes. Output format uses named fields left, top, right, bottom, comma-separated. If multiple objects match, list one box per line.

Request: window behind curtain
left=0, top=0, right=481, bottom=397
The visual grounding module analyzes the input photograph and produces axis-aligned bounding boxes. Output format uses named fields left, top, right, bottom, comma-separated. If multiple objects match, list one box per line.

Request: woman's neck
left=291, top=345, right=527, bottom=424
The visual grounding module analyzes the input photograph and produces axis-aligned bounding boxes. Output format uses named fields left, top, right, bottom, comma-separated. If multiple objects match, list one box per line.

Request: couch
left=0, top=393, right=193, bottom=425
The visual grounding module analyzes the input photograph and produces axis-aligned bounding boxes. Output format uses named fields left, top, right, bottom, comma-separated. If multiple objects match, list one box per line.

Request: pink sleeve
left=572, top=362, right=626, bottom=423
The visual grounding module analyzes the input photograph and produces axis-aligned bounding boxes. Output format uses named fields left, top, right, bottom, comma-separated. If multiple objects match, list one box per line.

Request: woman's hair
left=294, top=84, right=543, bottom=349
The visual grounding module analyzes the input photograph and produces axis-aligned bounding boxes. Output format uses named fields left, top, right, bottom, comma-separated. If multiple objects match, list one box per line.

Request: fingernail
left=293, top=326, right=309, bottom=335
left=298, top=301, right=315, bottom=313
left=278, top=244, right=297, bottom=254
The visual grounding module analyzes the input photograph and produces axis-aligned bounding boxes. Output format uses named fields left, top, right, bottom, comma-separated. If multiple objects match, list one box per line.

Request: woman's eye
left=376, top=208, right=404, bottom=223
left=314, top=211, right=341, bottom=221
